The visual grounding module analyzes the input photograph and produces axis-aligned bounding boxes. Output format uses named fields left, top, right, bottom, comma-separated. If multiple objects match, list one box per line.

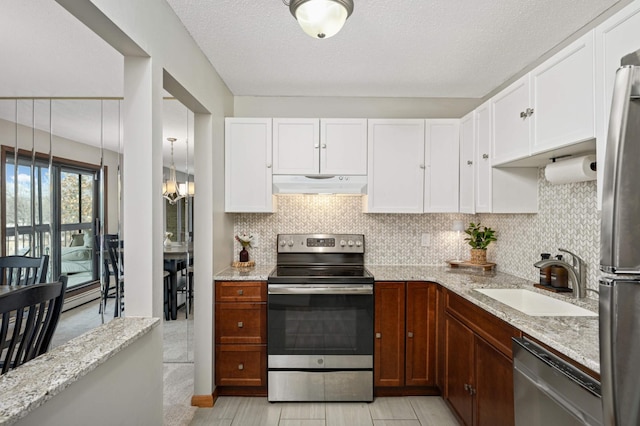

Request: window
left=2, top=148, right=101, bottom=290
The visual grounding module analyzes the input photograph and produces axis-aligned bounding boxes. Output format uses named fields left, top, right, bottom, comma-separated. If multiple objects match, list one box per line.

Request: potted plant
left=464, top=222, right=497, bottom=264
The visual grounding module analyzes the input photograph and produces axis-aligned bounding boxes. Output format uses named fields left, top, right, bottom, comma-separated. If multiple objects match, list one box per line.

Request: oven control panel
left=277, top=234, right=365, bottom=253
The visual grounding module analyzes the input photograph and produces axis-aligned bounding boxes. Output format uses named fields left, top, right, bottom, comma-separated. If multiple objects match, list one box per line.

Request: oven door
left=267, top=283, right=374, bottom=369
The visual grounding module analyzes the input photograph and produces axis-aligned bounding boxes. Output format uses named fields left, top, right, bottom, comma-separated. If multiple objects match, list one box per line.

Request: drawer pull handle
left=407, top=332, right=414, bottom=338
left=238, top=289, right=244, bottom=296
left=238, top=363, right=244, bottom=370
left=482, top=153, right=489, bottom=159
left=375, top=332, right=382, bottom=339
left=238, top=321, right=244, bottom=328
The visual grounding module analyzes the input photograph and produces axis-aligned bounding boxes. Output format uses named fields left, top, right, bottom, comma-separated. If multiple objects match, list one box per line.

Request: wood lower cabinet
left=374, top=281, right=438, bottom=394
left=215, top=281, right=267, bottom=395
left=444, top=290, right=520, bottom=426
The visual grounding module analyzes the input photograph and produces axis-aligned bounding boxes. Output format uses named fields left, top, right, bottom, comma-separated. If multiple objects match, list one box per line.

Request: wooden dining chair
left=0, top=255, right=49, bottom=286
left=0, top=276, right=67, bottom=374
left=106, top=237, right=124, bottom=317
left=94, top=234, right=120, bottom=316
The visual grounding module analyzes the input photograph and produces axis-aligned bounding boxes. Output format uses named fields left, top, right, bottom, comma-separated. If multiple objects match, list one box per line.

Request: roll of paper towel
left=545, top=154, right=597, bottom=184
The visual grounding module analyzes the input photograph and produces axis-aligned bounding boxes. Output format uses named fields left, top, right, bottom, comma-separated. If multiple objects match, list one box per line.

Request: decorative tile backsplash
left=234, top=169, right=600, bottom=297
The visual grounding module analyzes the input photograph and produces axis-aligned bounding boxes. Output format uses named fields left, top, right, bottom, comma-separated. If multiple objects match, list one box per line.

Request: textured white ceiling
left=165, top=0, right=622, bottom=98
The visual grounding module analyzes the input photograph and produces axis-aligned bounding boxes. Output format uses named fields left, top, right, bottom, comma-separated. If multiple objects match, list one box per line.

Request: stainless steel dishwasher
left=512, top=337, right=602, bottom=426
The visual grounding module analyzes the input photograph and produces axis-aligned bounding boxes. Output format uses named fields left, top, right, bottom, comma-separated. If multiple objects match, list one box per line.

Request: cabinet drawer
left=446, top=291, right=521, bottom=359
left=215, top=345, right=266, bottom=387
left=216, top=281, right=266, bottom=302
left=215, top=303, right=266, bottom=344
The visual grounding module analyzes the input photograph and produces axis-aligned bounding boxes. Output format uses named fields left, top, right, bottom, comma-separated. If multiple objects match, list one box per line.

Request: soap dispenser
left=550, top=255, right=568, bottom=288
left=539, top=253, right=551, bottom=286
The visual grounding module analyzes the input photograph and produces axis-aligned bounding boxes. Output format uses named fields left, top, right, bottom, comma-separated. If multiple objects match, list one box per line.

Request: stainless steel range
left=267, top=233, right=374, bottom=402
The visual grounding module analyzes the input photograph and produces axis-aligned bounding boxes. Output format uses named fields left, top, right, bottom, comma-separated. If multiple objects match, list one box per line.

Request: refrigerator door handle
left=599, top=279, right=616, bottom=425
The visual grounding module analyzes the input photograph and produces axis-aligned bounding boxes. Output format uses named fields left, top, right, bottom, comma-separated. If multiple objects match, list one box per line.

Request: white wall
left=234, top=95, right=481, bottom=118
left=56, top=0, right=234, bottom=400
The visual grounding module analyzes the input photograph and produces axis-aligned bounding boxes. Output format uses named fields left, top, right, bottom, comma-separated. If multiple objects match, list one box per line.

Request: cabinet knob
left=470, top=387, right=476, bottom=395
left=520, top=111, right=527, bottom=118
left=464, top=383, right=470, bottom=391
left=467, top=160, right=473, bottom=166
left=375, top=332, right=382, bottom=339
left=315, top=144, right=319, bottom=149
left=482, top=154, right=489, bottom=160
left=238, top=363, right=244, bottom=370
left=237, top=289, right=244, bottom=296
left=237, top=321, right=244, bottom=328
left=420, top=164, right=426, bottom=169
left=322, top=144, right=327, bottom=149
left=526, top=108, right=534, bottom=117
left=267, top=164, right=272, bottom=168
left=407, top=332, right=414, bottom=338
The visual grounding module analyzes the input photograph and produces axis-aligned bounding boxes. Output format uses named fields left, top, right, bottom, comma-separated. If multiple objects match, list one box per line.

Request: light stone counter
left=215, top=264, right=600, bottom=374
left=214, top=265, right=275, bottom=281
left=0, top=317, right=160, bottom=425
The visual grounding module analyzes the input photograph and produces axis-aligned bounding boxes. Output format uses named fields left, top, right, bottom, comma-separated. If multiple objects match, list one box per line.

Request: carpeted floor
left=52, top=298, right=197, bottom=426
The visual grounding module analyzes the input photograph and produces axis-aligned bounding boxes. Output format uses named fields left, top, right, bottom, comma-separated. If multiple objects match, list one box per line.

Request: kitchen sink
left=474, top=288, right=597, bottom=317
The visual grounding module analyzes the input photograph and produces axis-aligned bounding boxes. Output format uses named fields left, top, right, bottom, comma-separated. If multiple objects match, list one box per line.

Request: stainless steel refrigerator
left=600, top=49, right=640, bottom=426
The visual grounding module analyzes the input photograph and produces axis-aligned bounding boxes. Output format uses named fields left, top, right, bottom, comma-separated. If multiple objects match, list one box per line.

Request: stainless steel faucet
left=533, top=248, right=586, bottom=299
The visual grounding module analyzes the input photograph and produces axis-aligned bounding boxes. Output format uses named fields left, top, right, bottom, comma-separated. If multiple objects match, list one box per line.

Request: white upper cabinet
left=530, top=31, right=596, bottom=155
left=475, top=101, right=493, bottom=213
left=595, top=0, right=640, bottom=208
left=458, top=112, right=475, bottom=214
left=424, top=119, right=460, bottom=213
left=491, top=75, right=531, bottom=166
left=225, top=118, right=275, bottom=213
left=273, top=118, right=367, bottom=175
left=272, top=118, right=319, bottom=175
left=366, top=119, right=425, bottom=213
left=320, top=119, right=368, bottom=175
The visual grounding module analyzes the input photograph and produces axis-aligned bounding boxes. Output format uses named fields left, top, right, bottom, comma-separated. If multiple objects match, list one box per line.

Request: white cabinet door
left=458, top=113, right=475, bottom=214
left=367, top=119, right=425, bottom=213
left=321, top=118, right=368, bottom=175
left=475, top=101, right=493, bottom=213
left=492, top=75, right=531, bottom=165
left=596, top=1, right=640, bottom=208
left=531, top=31, right=596, bottom=154
left=225, top=118, right=275, bottom=212
left=424, top=119, right=460, bottom=213
left=272, top=118, right=319, bottom=175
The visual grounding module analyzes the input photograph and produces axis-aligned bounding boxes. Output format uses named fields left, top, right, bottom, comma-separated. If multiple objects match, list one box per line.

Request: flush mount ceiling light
left=284, top=0, right=354, bottom=39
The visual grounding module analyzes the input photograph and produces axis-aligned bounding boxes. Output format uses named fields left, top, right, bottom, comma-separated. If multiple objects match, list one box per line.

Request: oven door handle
left=268, top=285, right=373, bottom=295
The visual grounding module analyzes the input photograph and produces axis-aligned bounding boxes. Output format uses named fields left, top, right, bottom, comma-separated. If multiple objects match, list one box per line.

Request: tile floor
left=190, top=396, right=460, bottom=426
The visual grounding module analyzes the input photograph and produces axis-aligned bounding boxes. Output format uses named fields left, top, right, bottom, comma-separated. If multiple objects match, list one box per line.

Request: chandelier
left=162, top=137, right=194, bottom=204
left=285, top=0, right=354, bottom=39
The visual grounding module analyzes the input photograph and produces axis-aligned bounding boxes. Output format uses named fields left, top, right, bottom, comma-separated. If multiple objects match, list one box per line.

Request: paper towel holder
left=549, top=155, right=596, bottom=171
left=545, top=154, right=597, bottom=184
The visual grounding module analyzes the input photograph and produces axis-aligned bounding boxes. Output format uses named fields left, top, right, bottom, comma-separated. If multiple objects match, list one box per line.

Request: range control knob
left=279, top=239, right=286, bottom=247
left=340, top=240, right=347, bottom=247
left=348, top=240, right=354, bottom=247
left=355, top=240, right=362, bottom=247
left=287, top=240, right=294, bottom=247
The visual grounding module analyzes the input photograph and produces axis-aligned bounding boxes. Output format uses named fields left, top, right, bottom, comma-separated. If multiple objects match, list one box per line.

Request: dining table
left=163, top=242, right=193, bottom=320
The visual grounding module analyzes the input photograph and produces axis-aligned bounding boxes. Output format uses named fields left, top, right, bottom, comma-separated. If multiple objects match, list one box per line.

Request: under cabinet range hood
left=272, top=175, right=367, bottom=195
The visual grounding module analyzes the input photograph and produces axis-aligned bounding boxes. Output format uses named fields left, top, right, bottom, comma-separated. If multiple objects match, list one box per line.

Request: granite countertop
left=215, top=264, right=600, bottom=374
left=0, top=317, right=160, bottom=426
